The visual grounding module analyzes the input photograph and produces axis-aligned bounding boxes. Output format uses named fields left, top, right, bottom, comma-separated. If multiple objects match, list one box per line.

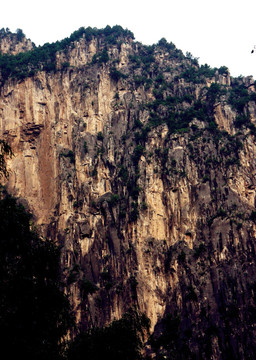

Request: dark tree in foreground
left=67, top=308, right=150, bottom=360
left=0, top=189, right=74, bottom=360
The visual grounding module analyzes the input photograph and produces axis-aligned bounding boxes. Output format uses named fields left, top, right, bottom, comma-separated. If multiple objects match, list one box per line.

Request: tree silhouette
left=0, top=190, right=74, bottom=359
left=67, top=308, right=150, bottom=360
left=0, top=141, right=73, bottom=359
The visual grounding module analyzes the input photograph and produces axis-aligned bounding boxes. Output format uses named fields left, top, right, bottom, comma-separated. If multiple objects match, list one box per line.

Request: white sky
left=1, top=0, right=256, bottom=78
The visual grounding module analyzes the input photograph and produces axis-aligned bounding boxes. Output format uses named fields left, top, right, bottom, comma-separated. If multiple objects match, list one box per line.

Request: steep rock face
left=0, top=29, right=34, bottom=55
left=1, top=28, right=256, bottom=359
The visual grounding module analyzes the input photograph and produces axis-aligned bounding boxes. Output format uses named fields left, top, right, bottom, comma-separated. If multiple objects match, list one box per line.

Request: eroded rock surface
left=1, top=28, right=256, bottom=359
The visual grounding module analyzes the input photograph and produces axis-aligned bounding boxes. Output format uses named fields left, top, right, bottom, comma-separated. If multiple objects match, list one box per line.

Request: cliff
left=1, top=26, right=256, bottom=359
left=0, top=28, right=34, bottom=55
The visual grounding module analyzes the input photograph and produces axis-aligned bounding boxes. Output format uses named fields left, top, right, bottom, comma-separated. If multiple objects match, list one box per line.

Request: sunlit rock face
left=0, top=29, right=34, bottom=55
left=1, top=27, right=256, bottom=359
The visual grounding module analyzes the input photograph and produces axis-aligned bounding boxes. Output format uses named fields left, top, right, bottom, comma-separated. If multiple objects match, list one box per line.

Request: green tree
left=16, top=28, right=25, bottom=41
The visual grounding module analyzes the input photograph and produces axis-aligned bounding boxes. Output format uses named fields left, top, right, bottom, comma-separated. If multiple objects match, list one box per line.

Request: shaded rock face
left=1, top=28, right=256, bottom=358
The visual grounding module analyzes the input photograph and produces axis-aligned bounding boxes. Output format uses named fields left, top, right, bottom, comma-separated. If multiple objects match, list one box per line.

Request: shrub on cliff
left=0, top=25, right=133, bottom=85
left=0, top=139, right=12, bottom=178
left=110, top=66, right=128, bottom=81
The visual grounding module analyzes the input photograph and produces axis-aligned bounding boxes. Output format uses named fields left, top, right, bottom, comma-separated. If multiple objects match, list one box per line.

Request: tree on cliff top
left=15, top=28, right=26, bottom=41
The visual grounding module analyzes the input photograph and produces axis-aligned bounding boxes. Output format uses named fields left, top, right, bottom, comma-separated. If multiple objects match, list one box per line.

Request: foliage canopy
left=0, top=25, right=134, bottom=84
left=0, top=190, right=74, bottom=360
left=67, top=308, right=150, bottom=360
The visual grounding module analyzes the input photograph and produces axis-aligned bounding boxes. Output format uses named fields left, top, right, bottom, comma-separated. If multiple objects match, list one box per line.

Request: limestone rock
left=1, top=26, right=256, bottom=359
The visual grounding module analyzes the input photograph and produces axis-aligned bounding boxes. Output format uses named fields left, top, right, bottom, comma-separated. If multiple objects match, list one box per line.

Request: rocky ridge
left=0, top=28, right=34, bottom=55
left=1, top=27, right=256, bottom=359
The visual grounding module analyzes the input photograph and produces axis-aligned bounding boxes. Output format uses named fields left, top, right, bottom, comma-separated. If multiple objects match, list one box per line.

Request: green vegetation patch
left=0, top=25, right=134, bottom=84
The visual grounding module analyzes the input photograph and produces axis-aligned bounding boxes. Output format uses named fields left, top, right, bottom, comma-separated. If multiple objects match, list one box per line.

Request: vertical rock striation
left=1, top=27, right=256, bottom=358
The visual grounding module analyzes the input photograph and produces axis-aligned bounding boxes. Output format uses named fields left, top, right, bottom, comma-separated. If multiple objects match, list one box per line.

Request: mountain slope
left=1, top=26, right=256, bottom=359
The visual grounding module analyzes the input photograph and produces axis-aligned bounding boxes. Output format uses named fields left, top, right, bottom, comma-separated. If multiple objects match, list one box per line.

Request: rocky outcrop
left=0, top=29, right=34, bottom=55
left=1, top=27, right=256, bottom=359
